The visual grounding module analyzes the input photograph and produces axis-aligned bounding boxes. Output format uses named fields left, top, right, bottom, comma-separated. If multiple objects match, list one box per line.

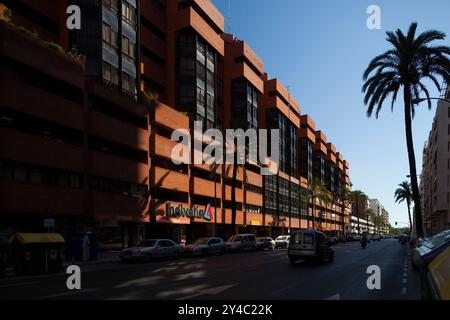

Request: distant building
left=368, top=199, right=390, bottom=234
left=420, top=85, right=450, bottom=236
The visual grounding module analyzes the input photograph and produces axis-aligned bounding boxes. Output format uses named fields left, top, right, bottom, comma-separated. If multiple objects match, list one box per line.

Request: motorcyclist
left=360, top=232, right=368, bottom=248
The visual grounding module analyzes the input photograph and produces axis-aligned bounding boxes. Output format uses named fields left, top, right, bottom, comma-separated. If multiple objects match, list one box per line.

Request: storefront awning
left=11, top=233, right=65, bottom=244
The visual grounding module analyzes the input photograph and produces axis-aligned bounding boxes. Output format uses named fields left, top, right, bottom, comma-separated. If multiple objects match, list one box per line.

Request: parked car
left=371, top=235, right=381, bottom=241
left=183, top=237, right=225, bottom=256
left=412, top=230, right=450, bottom=270
left=119, top=239, right=182, bottom=262
left=424, top=246, right=450, bottom=300
left=225, top=234, right=256, bottom=252
left=256, top=237, right=275, bottom=251
left=274, top=235, right=290, bottom=249
left=288, top=230, right=334, bottom=264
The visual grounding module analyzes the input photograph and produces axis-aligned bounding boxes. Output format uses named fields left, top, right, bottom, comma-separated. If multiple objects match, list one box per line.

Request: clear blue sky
left=212, top=0, right=450, bottom=226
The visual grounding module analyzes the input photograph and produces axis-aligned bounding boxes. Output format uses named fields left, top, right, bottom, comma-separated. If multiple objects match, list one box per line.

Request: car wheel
left=202, top=249, right=208, bottom=257
left=173, top=251, right=180, bottom=260
left=239, top=246, right=244, bottom=253
left=145, top=254, right=152, bottom=262
left=251, top=245, right=256, bottom=252
left=220, top=248, right=226, bottom=255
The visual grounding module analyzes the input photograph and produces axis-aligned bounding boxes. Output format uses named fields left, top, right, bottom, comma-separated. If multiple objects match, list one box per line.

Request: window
left=303, top=233, right=314, bottom=245
left=89, top=176, right=147, bottom=198
left=103, top=0, right=118, bottom=12
left=122, top=72, right=136, bottom=95
left=0, top=160, right=83, bottom=189
left=102, top=62, right=119, bottom=87
left=122, top=1, right=136, bottom=27
left=102, top=22, right=118, bottom=54
left=13, top=164, right=27, bottom=182
left=122, top=36, right=136, bottom=63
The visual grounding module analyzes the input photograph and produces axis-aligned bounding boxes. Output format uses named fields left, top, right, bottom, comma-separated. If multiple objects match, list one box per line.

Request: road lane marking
left=402, top=278, right=407, bottom=284
left=0, top=281, right=40, bottom=288
left=35, top=288, right=99, bottom=299
left=324, top=293, right=341, bottom=300
left=176, top=283, right=239, bottom=300
left=401, top=287, right=407, bottom=295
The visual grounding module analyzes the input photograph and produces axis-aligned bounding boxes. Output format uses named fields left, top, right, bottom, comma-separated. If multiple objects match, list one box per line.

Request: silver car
left=119, top=239, right=182, bottom=262
left=274, top=235, right=290, bottom=249
left=225, top=234, right=257, bottom=252
left=183, top=237, right=226, bottom=256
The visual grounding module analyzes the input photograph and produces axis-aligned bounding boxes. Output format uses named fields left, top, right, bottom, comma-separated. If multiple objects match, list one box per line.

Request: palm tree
left=365, top=208, right=376, bottom=234
left=300, top=178, right=329, bottom=230
left=350, top=190, right=368, bottom=235
left=334, top=186, right=351, bottom=239
left=394, top=181, right=414, bottom=237
left=362, top=22, right=450, bottom=238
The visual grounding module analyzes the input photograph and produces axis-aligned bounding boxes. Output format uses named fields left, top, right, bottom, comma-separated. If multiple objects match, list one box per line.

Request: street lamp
left=411, top=97, right=450, bottom=105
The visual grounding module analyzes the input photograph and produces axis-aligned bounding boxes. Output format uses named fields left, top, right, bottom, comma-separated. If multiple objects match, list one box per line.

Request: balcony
left=245, top=191, right=262, bottom=206
left=245, top=170, right=262, bottom=187
left=0, top=128, right=84, bottom=172
left=225, top=185, right=243, bottom=203
left=168, top=1, right=224, bottom=55
left=91, top=192, right=149, bottom=223
left=192, top=177, right=221, bottom=198
left=265, top=79, right=301, bottom=115
left=0, top=180, right=85, bottom=216
left=151, top=133, right=181, bottom=161
left=0, top=21, right=84, bottom=88
left=90, top=111, right=149, bottom=151
left=151, top=166, right=189, bottom=193
left=89, top=151, right=148, bottom=184
left=224, top=164, right=243, bottom=181
left=223, top=209, right=244, bottom=225
left=0, top=76, right=84, bottom=131
left=141, top=55, right=166, bottom=87
left=152, top=102, right=189, bottom=130
left=141, top=0, right=166, bottom=31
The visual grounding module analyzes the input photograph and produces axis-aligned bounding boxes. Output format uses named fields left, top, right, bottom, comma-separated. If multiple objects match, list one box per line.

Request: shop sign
left=165, top=203, right=212, bottom=221
left=250, top=220, right=262, bottom=226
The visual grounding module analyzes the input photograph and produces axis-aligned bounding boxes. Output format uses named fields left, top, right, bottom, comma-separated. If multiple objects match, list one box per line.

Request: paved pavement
left=0, top=239, right=420, bottom=300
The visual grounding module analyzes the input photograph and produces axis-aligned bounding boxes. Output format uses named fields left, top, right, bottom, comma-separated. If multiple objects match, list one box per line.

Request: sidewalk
left=63, top=251, right=121, bottom=267
left=1, top=251, right=121, bottom=279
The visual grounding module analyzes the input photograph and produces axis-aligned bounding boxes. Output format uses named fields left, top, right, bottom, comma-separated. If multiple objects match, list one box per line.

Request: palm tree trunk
left=311, top=197, right=315, bottom=229
left=341, top=201, right=345, bottom=240
left=231, top=151, right=237, bottom=234
left=407, top=200, right=413, bottom=238
left=403, top=85, right=424, bottom=238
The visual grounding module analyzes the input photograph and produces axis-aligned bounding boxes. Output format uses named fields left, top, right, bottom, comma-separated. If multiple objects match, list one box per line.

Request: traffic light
left=395, top=222, right=398, bottom=226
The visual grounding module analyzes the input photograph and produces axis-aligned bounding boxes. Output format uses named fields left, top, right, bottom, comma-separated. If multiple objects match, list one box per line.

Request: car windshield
left=276, top=236, right=287, bottom=241
left=137, top=240, right=157, bottom=247
left=192, top=238, right=208, bottom=245
left=228, top=235, right=242, bottom=242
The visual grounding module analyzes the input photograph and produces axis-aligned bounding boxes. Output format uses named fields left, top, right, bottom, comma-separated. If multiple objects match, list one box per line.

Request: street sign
left=44, top=218, right=55, bottom=228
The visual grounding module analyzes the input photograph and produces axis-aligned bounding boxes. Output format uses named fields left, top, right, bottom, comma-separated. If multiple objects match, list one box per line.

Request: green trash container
left=0, top=234, right=8, bottom=277
left=10, top=233, right=65, bottom=276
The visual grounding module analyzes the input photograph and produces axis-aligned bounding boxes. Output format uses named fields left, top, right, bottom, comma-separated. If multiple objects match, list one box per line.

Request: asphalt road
left=0, top=239, right=420, bottom=300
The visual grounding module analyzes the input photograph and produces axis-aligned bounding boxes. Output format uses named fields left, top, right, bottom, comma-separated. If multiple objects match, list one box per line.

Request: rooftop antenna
left=227, top=0, right=232, bottom=33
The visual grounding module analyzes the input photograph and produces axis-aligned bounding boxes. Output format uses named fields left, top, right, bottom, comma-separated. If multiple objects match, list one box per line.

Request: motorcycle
left=360, top=238, right=368, bottom=249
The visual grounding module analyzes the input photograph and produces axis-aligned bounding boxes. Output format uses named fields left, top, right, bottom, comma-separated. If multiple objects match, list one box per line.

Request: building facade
left=0, top=0, right=352, bottom=247
left=420, top=85, right=450, bottom=236
left=368, top=199, right=390, bottom=235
